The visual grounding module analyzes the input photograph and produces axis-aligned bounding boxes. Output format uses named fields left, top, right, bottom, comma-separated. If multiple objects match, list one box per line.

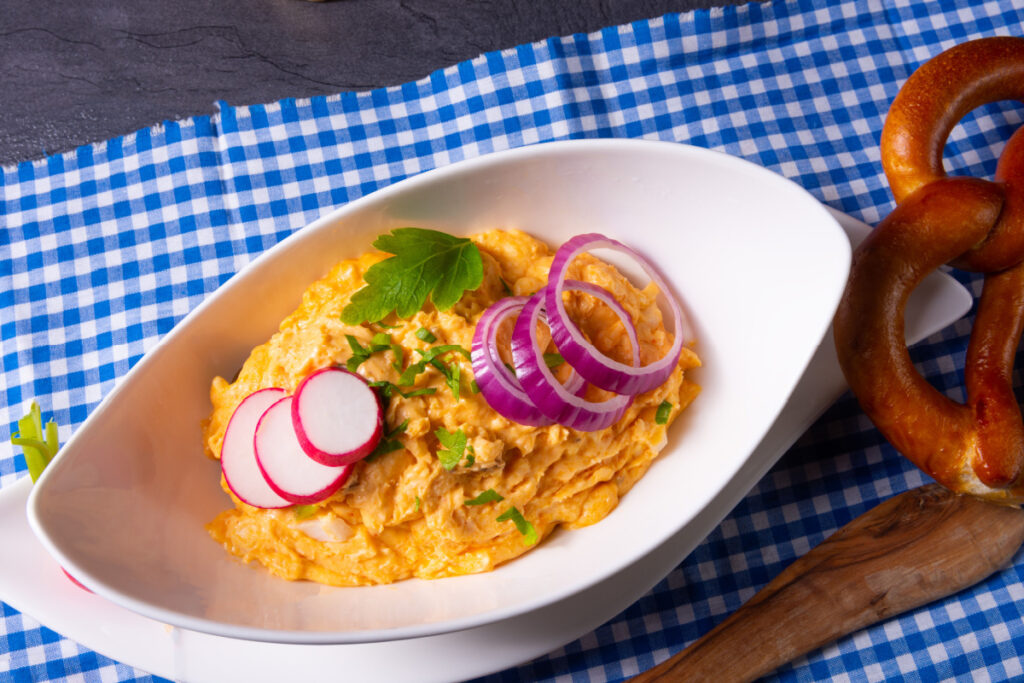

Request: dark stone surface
left=0, top=0, right=740, bottom=166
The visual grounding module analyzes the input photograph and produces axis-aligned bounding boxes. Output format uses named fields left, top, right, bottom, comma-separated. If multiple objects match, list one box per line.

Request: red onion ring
left=510, top=282, right=640, bottom=432
left=471, top=282, right=610, bottom=426
left=545, top=233, right=693, bottom=396
left=471, top=295, right=554, bottom=427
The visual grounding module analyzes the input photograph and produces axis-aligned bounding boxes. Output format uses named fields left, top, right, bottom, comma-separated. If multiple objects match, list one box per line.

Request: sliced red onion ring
left=510, top=284, right=640, bottom=432
left=545, top=233, right=693, bottom=396
left=472, top=295, right=553, bottom=427
left=472, top=290, right=592, bottom=426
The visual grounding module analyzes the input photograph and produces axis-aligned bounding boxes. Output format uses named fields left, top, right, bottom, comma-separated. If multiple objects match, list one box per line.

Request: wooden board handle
left=632, top=484, right=1024, bottom=682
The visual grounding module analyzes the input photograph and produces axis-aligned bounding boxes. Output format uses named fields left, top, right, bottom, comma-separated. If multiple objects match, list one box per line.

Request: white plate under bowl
left=27, top=139, right=851, bottom=645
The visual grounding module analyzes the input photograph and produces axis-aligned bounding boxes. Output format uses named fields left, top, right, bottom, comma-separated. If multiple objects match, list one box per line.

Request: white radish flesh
left=220, top=388, right=291, bottom=509
left=292, top=367, right=383, bottom=466
left=254, top=395, right=352, bottom=504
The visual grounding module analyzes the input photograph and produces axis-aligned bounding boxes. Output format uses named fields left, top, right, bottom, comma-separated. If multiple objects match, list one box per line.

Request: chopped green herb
left=346, top=333, right=403, bottom=373
left=497, top=506, right=538, bottom=545
left=293, top=504, right=319, bottom=519
left=503, top=362, right=516, bottom=377
left=341, top=228, right=484, bottom=325
left=414, top=495, right=422, bottom=511
left=415, top=327, right=438, bottom=343
left=435, top=427, right=468, bottom=471
left=655, top=400, right=673, bottom=425
left=499, top=277, right=513, bottom=296
left=470, top=379, right=480, bottom=394
left=399, top=345, right=472, bottom=397
left=366, top=419, right=409, bottom=462
left=465, top=488, right=504, bottom=506
left=543, top=352, right=565, bottom=369
left=10, top=401, right=60, bottom=483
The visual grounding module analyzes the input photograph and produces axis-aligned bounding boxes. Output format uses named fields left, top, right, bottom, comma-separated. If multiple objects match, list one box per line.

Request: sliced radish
left=255, top=395, right=353, bottom=504
left=292, top=367, right=383, bottom=466
left=220, top=387, right=291, bottom=509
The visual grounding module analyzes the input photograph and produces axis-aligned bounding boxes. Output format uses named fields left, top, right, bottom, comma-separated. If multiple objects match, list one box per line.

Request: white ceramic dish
left=2, top=208, right=971, bottom=681
left=26, top=139, right=853, bottom=645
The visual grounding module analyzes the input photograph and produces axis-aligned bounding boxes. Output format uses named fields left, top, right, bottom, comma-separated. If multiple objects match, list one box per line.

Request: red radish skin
left=292, top=367, right=383, bottom=466
left=220, top=388, right=291, bottom=509
left=62, top=568, right=92, bottom=593
left=254, top=395, right=352, bottom=504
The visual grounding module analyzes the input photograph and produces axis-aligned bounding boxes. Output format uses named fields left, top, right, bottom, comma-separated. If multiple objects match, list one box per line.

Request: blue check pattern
left=3, top=0, right=1024, bottom=680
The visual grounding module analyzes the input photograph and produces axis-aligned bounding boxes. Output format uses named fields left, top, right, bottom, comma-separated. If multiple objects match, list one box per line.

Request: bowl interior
left=27, top=139, right=850, bottom=643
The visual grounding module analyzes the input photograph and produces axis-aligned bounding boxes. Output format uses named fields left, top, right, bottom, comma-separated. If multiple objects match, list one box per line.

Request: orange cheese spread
left=202, top=229, right=700, bottom=586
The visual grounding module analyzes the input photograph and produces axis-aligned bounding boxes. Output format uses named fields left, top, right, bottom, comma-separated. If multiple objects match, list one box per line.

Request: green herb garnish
left=415, top=327, right=438, bottom=343
left=655, top=400, right=673, bottom=425
left=435, top=427, right=469, bottom=471
left=341, top=228, right=484, bottom=325
left=10, top=401, right=60, bottom=483
left=543, top=352, right=565, bottom=369
left=293, top=504, right=319, bottom=519
left=399, top=345, right=472, bottom=400
left=345, top=333, right=403, bottom=373
left=366, top=419, right=410, bottom=462
left=497, top=506, right=538, bottom=545
left=465, top=488, right=504, bottom=506
left=414, top=495, right=422, bottom=511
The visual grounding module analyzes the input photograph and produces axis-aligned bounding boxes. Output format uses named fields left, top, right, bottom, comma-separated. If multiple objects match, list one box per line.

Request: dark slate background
left=0, top=0, right=740, bottom=166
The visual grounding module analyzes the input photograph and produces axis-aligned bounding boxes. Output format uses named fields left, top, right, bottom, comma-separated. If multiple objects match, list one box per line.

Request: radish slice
left=292, top=367, right=383, bottom=466
left=255, top=395, right=353, bottom=504
left=220, top=387, right=291, bottom=509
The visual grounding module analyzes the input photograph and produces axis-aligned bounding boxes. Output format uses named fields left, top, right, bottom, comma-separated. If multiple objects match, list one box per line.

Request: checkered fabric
left=3, top=0, right=1024, bottom=680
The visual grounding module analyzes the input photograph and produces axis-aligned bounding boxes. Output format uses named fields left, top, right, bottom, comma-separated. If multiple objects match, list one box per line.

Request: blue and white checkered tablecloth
left=4, top=0, right=1024, bottom=680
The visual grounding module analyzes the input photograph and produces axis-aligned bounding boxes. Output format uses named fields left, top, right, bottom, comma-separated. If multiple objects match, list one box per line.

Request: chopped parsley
left=10, top=401, right=59, bottom=483
left=366, top=418, right=409, bottom=462
left=414, top=495, right=422, bottom=511
left=465, top=488, right=504, bottom=506
left=415, top=327, right=438, bottom=343
left=345, top=333, right=403, bottom=373
left=435, top=427, right=470, bottom=471
left=369, top=380, right=437, bottom=403
left=399, top=345, right=472, bottom=399
left=292, top=504, right=319, bottom=519
left=543, top=352, right=565, bottom=369
left=497, top=506, right=538, bottom=545
left=341, top=228, right=484, bottom=325
left=655, top=400, right=673, bottom=425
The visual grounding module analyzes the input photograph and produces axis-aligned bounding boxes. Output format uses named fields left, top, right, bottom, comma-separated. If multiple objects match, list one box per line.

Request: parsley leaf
left=435, top=427, right=468, bottom=471
left=10, top=401, right=60, bottom=483
left=415, top=327, right=437, bottom=343
left=345, top=333, right=403, bottom=373
left=465, top=488, right=504, bottom=506
left=341, top=228, right=484, bottom=325
left=398, top=345, right=472, bottom=398
left=497, top=506, right=538, bottom=545
left=543, top=352, right=565, bottom=368
left=292, top=504, right=319, bottom=519
left=655, top=400, right=673, bottom=425
left=366, top=419, right=409, bottom=462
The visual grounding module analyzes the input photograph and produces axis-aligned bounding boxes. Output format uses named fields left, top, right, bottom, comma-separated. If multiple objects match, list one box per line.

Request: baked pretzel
left=834, top=36, right=1024, bottom=503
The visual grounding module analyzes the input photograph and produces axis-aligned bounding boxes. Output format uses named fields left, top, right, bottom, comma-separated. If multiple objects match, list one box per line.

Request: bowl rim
left=26, top=137, right=850, bottom=644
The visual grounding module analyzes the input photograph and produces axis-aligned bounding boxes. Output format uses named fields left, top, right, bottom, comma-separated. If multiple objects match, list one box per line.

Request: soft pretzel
left=834, top=37, right=1024, bottom=503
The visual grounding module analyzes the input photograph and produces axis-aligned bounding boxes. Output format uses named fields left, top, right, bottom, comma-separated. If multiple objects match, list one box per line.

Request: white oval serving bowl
left=27, top=139, right=850, bottom=644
